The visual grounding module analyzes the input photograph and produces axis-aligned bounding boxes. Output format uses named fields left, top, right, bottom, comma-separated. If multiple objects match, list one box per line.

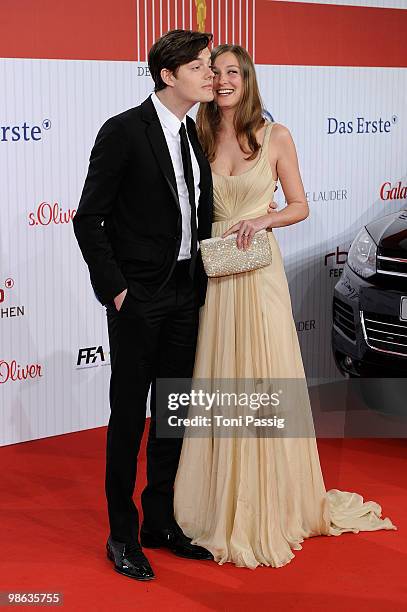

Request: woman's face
left=212, top=51, right=243, bottom=110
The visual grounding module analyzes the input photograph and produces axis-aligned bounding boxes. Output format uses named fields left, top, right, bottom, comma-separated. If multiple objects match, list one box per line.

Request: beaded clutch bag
left=200, top=229, right=272, bottom=278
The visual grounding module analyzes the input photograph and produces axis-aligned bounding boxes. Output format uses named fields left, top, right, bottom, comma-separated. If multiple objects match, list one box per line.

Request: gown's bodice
left=212, top=122, right=277, bottom=225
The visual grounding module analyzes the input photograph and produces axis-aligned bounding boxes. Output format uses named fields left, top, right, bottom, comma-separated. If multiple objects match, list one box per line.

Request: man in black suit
left=73, top=30, right=214, bottom=581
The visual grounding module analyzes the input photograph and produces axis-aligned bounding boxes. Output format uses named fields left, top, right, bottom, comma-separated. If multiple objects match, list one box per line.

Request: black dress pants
left=105, top=260, right=199, bottom=544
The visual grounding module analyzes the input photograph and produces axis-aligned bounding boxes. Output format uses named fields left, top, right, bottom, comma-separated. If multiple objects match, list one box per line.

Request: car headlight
left=347, top=227, right=377, bottom=278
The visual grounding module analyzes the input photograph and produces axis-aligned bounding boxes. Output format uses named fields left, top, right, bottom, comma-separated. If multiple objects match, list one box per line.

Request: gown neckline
left=211, top=122, right=274, bottom=180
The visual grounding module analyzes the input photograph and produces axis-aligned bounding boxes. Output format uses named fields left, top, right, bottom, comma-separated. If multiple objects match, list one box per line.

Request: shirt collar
left=151, top=92, right=186, bottom=138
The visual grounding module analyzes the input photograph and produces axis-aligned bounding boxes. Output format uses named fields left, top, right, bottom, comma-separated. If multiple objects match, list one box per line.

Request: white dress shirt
left=151, top=92, right=200, bottom=261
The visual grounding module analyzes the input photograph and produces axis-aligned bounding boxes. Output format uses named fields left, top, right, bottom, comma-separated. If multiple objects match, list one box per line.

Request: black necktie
left=179, top=122, right=198, bottom=277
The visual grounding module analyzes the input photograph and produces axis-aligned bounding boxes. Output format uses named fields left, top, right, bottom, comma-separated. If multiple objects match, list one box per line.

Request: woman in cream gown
left=174, top=44, right=396, bottom=569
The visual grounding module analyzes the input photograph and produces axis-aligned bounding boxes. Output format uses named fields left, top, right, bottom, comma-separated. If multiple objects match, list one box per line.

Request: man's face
left=167, top=47, right=214, bottom=105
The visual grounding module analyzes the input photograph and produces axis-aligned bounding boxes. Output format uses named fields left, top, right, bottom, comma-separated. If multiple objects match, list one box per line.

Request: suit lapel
left=141, top=97, right=212, bottom=231
left=186, top=118, right=210, bottom=192
left=186, top=117, right=213, bottom=240
left=142, top=97, right=180, bottom=213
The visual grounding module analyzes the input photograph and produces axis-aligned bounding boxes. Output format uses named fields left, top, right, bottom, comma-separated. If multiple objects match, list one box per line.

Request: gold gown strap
left=260, top=121, right=275, bottom=160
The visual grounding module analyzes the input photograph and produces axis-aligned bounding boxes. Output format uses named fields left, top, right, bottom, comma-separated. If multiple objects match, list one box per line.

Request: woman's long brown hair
left=196, top=44, right=265, bottom=163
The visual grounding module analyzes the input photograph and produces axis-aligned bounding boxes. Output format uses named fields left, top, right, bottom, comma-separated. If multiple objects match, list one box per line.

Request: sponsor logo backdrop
left=1, top=1, right=407, bottom=445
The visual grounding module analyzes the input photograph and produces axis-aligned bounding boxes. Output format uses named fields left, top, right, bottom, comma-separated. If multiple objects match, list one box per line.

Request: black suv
left=332, top=208, right=407, bottom=377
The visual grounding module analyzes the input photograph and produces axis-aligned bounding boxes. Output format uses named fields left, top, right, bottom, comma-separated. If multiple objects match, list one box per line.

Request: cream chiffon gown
left=173, top=122, right=396, bottom=569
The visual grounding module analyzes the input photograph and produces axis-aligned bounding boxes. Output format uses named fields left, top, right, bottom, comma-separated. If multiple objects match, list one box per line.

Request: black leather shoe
left=106, top=536, right=155, bottom=580
left=140, top=523, right=213, bottom=560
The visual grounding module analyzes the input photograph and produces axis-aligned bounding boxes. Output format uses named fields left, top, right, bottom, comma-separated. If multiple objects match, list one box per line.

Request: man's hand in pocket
left=114, top=288, right=128, bottom=311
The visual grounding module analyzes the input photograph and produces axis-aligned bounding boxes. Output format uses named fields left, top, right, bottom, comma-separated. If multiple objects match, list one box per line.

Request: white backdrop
left=1, top=57, right=406, bottom=445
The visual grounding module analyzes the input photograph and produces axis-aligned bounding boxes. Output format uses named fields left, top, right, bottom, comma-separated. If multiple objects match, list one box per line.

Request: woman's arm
left=266, top=123, right=309, bottom=228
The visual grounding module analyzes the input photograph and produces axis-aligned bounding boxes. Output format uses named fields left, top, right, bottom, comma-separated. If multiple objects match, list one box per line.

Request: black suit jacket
left=73, top=96, right=213, bottom=306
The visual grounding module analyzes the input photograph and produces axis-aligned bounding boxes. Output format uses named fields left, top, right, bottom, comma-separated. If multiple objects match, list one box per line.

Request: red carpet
left=1, top=429, right=405, bottom=611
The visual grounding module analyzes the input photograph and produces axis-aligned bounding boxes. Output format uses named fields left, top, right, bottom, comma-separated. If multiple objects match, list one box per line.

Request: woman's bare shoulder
left=269, top=122, right=293, bottom=140
left=268, top=122, right=297, bottom=158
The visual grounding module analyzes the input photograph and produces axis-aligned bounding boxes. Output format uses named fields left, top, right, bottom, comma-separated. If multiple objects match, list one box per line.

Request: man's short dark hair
left=148, top=29, right=213, bottom=92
